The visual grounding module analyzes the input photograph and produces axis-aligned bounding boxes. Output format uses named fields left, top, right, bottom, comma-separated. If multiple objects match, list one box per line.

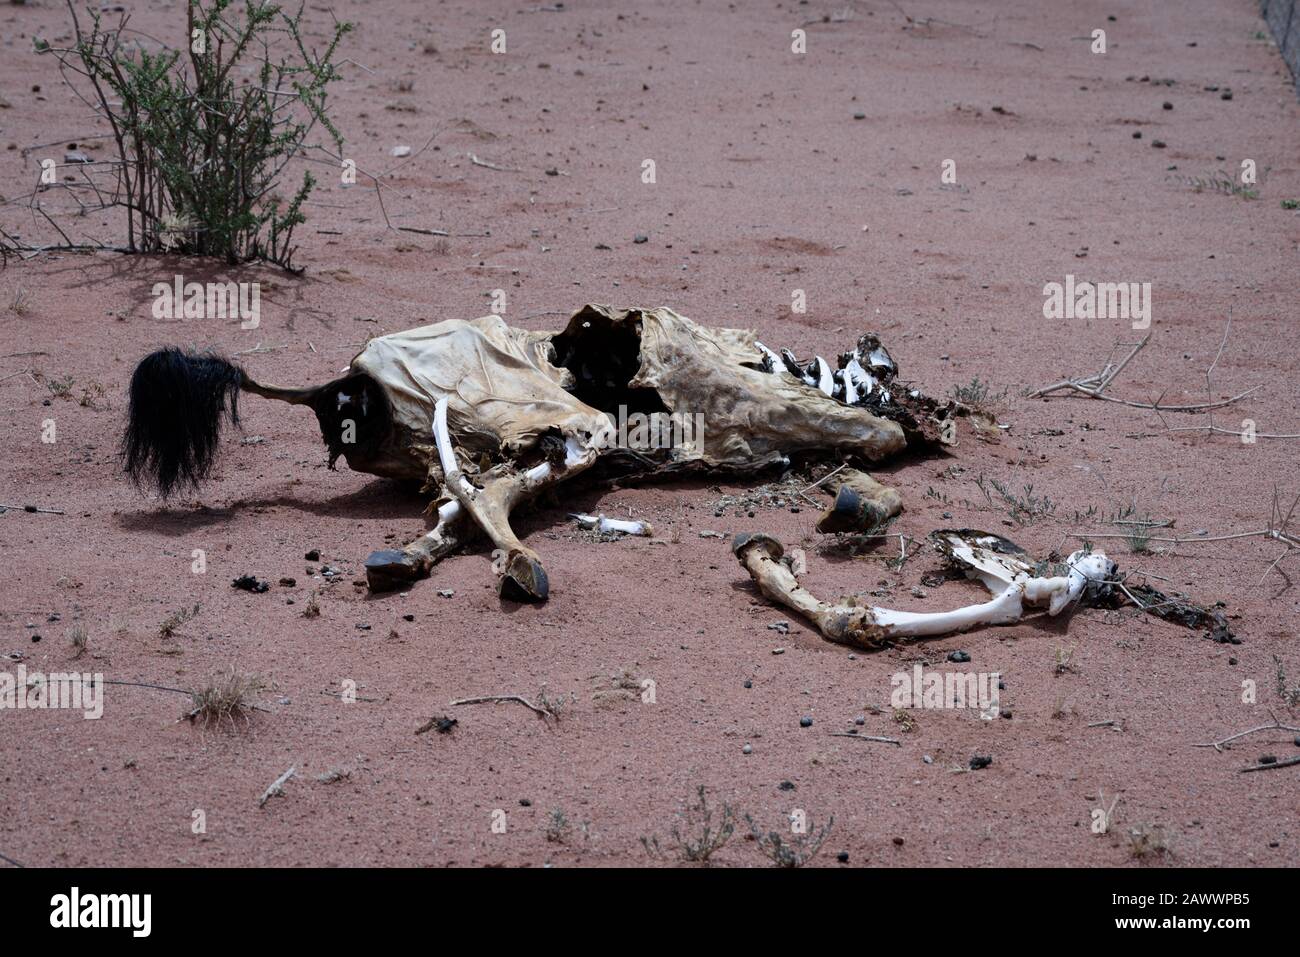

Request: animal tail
left=122, top=347, right=321, bottom=498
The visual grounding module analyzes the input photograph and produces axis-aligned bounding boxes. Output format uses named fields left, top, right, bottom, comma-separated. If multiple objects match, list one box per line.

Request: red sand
left=1, top=0, right=1298, bottom=867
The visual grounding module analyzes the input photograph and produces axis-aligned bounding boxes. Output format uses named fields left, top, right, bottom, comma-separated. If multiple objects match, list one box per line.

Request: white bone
left=432, top=397, right=477, bottom=499
left=870, top=582, right=1026, bottom=637
left=754, top=341, right=781, bottom=372
left=813, top=356, right=834, bottom=396
left=571, top=513, right=653, bottom=536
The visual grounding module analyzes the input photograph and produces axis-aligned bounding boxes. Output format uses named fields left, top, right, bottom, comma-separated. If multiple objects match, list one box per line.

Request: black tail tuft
left=122, top=348, right=245, bottom=499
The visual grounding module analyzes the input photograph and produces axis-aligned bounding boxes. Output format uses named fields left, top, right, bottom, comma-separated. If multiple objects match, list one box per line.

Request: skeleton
left=123, top=303, right=1229, bottom=644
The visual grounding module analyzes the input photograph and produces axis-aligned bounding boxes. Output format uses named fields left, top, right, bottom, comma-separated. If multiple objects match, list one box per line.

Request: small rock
left=892, top=836, right=905, bottom=846
left=356, top=623, right=372, bottom=631
left=391, top=145, right=411, bottom=157
left=1258, top=754, right=1278, bottom=765
left=279, top=577, right=296, bottom=587
left=778, top=780, right=796, bottom=791
left=743, top=679, right=753, bottom=689
left=519, top=798, right=532, bottom=807
left=742, top=744, right=753, bottom=755
left=947, top=650, right=971, bottom=663
left=771, top=647, right=785, bottom=655
left=969, top=755, right=993, bottom=770
left=852, top=112, right=865, bottom=120
left=232, top=575, right=269, bottom=593
left=403, top=613, right=415, bottom=622
left=854, top=716, right=865, bottom=726
left=923, top=755, right=933, bottom=764
left=837, top=851, right=849, bottom=863
left=1220, top=90, right=1233, bottom=101
left=438, top=589, right=455, bottom=598
left=304, top=549, right=321, bottom=561
left=1152, top=139, right=1167, bottom=148
left=768, top=620, right=790, bottom=635
left=799, top=716, right=813, bottom=728
left=633, top=234, right=649, bottom=244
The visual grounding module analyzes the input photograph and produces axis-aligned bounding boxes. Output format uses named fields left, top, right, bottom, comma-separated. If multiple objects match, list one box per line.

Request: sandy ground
left=1, top=0, right=1298, bottom=868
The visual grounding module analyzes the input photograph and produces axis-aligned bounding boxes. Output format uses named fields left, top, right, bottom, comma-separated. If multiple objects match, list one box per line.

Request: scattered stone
left=1258, top=754, right=1278, bottom=765
left=1220, top=90, right=1233, bottom=101
left=837, top=851, right=849, bottom=862
left=232, top=575, right=269, bottom=593
left=633, top=234, right=649, bottom=244
left=799, top=716, right=813, bottom=728
left=852, top=112, right=865, bottom=120
left=893, top=836, right=905, bottom=846
left=438, top=589, right=455, bottom=598
left=969, top=755, right=993, bottom=770
left=403, top=613, right=415, bottom=622
left=391, top=145, right=411, bottom=157
left=854, top=716, right=865, bottom=726
left=947, top=650, right=971, bottom=663
left=356, top=623, right=372, bottom=631
left=1152, top=139, right=1166, bottom=148
left=923, top=755, right=933, bottom=764
left=519, top=798, right=532, bottom=807
left=771, top=647, right=785, bottom=655
left=742, top=744, right=753, bottom=755
left=304, top=549, right=320, bottom=561
left=1162, top=101, right=1173, bottom=110
left=743, top=679, right=753, bottom=689
left=768, top=620, right=790, bottom=635
left=778, top=780, right=796, bottom=791
left=279, top=577, right=296, bottom=587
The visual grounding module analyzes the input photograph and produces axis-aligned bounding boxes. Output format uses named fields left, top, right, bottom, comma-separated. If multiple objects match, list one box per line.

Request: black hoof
left=365, top=549, right=429, bottom=592
left=499, top=552, right=549, bottom=603
left=815, top=485, right=884, bottom=534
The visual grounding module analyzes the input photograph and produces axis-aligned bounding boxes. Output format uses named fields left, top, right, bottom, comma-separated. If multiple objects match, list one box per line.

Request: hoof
left=365, top=549, right=429, bottom=592
left=499, top=552, right=549, bottom=603
left=815, top=485, right=883, bottom=534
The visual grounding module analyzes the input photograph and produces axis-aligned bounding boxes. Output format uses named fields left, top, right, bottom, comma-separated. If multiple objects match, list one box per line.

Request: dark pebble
left=232, top=575, right=269, bottom=593
left=403, top=613, right=415, bottom=622
left=519, top=798, right=532, bottom=807
left=1132, top=131, right=1142, bottom=138
left=799, top=716, right=813, bottom=727
left=356, top=623, right=372, bottom=631
left=1220, top=90, right=1233, bottom=100
left=1229, top=657, right=1238, bottom=665
left=778, top=780, right=796, bottom=791
left=1152, top=140, right=1166, bottom=148
left=31, top=634, right=41, bottom=643
left=279, top=577, right=296, bottom=587
left=969, top=755, right=993, bottom=770
left=304, top=549, right=321, bottom=561
left=837, top=851, right=849, bottom=863
left=947, top=650, right=970, bottom=663
left=743, top=679, right=753, bottom=689
left=1259, top=754, right=1278, bottom=765
left=893, top=836, right=904, bottom=846
left=633, top=234, right=648, bottom=244
left=1162, top=101, right=1173, bottom=110
left=1000, top=710, right=1013, bottom=719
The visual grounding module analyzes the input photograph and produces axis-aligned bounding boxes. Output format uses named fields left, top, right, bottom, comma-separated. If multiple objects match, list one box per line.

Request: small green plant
left=301, top=590, right=320, bottom=619
left=1127, top=823, right=1172, bottom=860
left=1166, top=169, right=1262, bottom=200
left=746, top=812, right=833, bottom=868
left=1282, top=199, right=1299, bottom=210
left=976, top=474, right=1056, bottom=525
left=7, top=285, right=32, bottom=316
left=39, top=0, right=351, bottom=271
left=1274, top=655, right=1300, bottom=708
left=641, top=785, right=737, bottom=864
left=545, top=808, right=571, bottom=844
left=1054, top=643, right=1077, bottom=676
left=948, top=377, right=1006, bottom=413
left=159, top=602, right=200, bottom=639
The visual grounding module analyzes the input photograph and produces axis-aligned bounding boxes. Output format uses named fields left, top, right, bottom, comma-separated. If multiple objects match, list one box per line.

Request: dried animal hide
left=124, top=304, right=965, bottom=601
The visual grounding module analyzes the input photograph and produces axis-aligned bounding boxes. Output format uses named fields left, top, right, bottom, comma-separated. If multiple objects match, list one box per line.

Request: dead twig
left=0, top=503, right=65, bottom=514
left=258, top=766, right=296, bottom=807
left=1240, top=755, right=1300, bottom=772
left=1029, top=331, right=1258, bottom=412
left=449, top=693, right=554, bottom=718
left=1193, top=714, right=1300, bottom=752
left=828, top=732, right=902, bottom=745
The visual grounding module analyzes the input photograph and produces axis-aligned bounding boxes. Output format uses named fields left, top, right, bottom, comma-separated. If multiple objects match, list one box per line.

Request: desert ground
left=1, top=0, right=1298, bottom=868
